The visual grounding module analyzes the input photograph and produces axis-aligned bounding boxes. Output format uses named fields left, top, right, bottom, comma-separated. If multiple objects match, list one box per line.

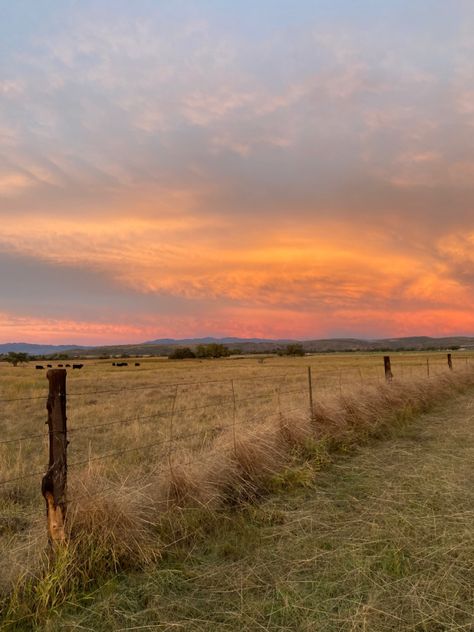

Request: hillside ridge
left=1, top=335, right=473, bottom=357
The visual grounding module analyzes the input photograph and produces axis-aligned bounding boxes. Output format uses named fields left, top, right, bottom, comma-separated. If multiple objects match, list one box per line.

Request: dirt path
left=50, top=390, right=474, bottom=631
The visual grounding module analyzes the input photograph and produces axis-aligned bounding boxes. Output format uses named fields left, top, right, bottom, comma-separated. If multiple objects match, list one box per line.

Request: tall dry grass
left=2, top=365, right=474, bottom=627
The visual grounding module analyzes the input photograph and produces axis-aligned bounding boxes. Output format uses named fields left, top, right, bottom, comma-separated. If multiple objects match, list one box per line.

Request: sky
left=0, top=0, right=473, bottom=344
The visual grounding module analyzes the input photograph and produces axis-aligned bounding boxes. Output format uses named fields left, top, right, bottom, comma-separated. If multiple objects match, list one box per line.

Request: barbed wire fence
left=0, top=352, right=471, bottom=546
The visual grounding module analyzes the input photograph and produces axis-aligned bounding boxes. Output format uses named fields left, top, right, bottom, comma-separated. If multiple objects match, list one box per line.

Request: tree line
left=169, top=343, right=307, bottom=359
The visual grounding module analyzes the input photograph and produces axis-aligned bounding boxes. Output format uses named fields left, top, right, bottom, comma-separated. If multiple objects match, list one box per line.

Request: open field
left=38, top=388, right=474, bottom=632
left=1, top=351, right=474, bottom=629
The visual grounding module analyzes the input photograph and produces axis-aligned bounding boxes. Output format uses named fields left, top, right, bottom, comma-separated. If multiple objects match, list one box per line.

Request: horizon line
left=2, top=333, right=474, bottom=348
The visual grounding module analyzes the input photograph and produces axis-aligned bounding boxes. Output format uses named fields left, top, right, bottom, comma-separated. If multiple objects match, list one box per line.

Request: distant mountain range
left=143, top=337, right=295, bottom=345
left=0, top=336, right=473, bottom=357
left=0, top=342, right=85, bottom=355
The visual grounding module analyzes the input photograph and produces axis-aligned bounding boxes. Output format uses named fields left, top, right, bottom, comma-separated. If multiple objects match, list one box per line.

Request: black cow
left=72, top=363, right=84, bottom=369
left=135, top=362, right=140, bottom=366
left=47, top=364, right=52, bottom=368
left=35, top=365, right=44, bottom=370
left=58, top=364, right=63, bottom=367
left=65, top=364, right=71, bottom=367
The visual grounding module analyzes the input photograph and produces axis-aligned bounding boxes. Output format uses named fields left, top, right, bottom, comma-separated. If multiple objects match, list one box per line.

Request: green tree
left=169, top=347, right=196, bottom=359
left=195, top=343, right=231, bottom=358
left=6, top=352, right=30, bottom=366
left=284, top=344, right=305, bottom=356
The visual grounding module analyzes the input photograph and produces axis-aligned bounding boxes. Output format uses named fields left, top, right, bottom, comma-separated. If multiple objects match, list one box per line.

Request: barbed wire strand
left=13, top=404, right=309, bottom=519
left=0, top=386, right=308, bottom=446
left=1, top=360, right=463, bottom=403
left=0, top=371, right=309, bottom=403
left=0, top=402, right=308, bottom=488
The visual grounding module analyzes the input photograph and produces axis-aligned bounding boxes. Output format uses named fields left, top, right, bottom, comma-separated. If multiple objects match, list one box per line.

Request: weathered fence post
left=42, top=369, right=68, bottom=546
left=447, top=353, right=453, bottom=370
left=307, top=366, right=315, bottom=422
left=384, top=356, right=393, bottom=383
left=426, top=357, right=430, bottom=378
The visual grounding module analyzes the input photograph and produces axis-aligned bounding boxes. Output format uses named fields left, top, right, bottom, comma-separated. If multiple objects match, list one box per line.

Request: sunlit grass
left=0, top=352, right=473, bottom=628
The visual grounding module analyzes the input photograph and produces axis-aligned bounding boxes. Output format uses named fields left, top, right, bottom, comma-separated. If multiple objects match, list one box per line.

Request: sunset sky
left=1, top=0, right=473, bottom=344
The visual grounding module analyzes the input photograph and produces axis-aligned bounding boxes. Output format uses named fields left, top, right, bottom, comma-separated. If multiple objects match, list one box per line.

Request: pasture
left=1, top=351, right=474, bottom=629
left=2, top=351, right=470, bottom=510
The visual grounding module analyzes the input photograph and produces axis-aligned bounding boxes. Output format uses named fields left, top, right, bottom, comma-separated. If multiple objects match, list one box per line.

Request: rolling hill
left=1, top=336, right=473, bottom=358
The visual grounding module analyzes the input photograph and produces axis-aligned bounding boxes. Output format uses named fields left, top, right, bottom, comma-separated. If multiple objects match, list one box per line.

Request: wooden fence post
left=384, top=356, right=393, bottom=383
left=307, top=366, right=315, bottom=422
left=447, top=353, right=453, bottom=370
left=42, top=369, right=68, bottom=546
left=426, top=357, right=430, bottom=378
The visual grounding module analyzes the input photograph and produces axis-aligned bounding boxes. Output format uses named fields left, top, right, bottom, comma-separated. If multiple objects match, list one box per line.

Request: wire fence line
left=0, top=354, right=470, bottom=501
left=2, top=375, right=287, bottom=402
left=0, top=367, right=311, bottom=490
left=1, top=352, right=473, bottom=555
left=0, top=371, right=300, bottom=403
left=0, top=386, right=308, bottom=449
left=9, top=402, right=311, bottom=526
left=2, top=355, right=471, bottom=403
left=0, top=406, right=309, bottom=527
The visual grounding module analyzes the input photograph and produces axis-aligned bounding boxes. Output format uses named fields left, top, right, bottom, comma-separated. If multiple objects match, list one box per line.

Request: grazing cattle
left=35, top=365, right=44, bottom=370
left=58, top=364, right=63, bottom=367
left=65, top=364, right=71, bottom=367
left=135, top=362, right=140, bottom=366
left=112, top=362, right=116, bottom=366
left=72, top=363, right=84, bottom=369
left=47, top=364, right=52, bottom=368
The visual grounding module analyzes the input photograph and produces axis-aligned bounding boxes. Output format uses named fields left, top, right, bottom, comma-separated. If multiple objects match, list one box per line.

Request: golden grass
left=0, top=352, right=473, bottom=627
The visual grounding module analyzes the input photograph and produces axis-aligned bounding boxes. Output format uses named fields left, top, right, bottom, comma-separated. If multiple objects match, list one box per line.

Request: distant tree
left=169, top=347, right=196, bottom=360
left=284, top=344, right=305, bottom=357
left=196, top=343, right=231, bottom=358
left=6, top=352, right=30, bottom=366
left=48, top=352, right=71, bottom=360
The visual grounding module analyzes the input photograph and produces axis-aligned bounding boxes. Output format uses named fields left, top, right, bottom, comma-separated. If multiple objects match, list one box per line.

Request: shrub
left=169, top=347, right=196, bottom=359
left=284, top=344, right=305, bottom=356
left=195, top=344, right=231, bottom=358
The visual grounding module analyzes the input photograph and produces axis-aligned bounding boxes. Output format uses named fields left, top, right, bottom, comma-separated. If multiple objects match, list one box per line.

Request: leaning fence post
left=384, top=356, right=393, bottom=383
left=307, top=366, right=315, bottom=422
left=447, top=353, right=453, bottom=371
left=42, top=369, right=68, bottom=546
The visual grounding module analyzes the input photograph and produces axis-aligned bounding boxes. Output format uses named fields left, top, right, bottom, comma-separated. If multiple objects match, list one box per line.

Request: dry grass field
left=1, top=351, right=474, bottom=629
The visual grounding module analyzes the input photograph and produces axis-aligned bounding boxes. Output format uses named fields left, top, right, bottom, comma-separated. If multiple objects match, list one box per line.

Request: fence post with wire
left=41, top=368, right=68, bottom=547
left=1, top=352, right=473, bottom=544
